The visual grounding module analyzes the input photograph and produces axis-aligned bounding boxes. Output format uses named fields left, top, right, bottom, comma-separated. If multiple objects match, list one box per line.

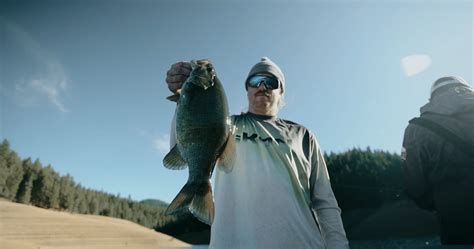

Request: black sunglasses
left=246, top=75, right=280, bottom=90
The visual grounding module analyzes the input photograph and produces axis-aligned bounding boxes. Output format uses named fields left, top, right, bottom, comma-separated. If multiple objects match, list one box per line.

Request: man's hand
left=166, top=61, right=192, bottom=93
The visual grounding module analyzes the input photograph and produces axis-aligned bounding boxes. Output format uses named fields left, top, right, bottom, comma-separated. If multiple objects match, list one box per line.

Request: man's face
left=246, top=74, right=282, bottom=115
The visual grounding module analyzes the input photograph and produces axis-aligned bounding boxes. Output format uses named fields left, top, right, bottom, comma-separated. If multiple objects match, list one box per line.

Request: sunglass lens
left=247, top=75, right=279, bottom=90
left=265, top=77, right=279, bottom=89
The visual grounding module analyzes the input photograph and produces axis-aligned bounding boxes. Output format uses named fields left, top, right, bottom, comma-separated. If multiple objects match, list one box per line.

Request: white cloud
left=401, top=54, right=432, bottom=77
left=4, top=19, right=71, bottom=113
left=15, top=71, right=70, bottom=113
left=153, top=134, right=171, bottom=154
left=137, top=129, right=172, bottom=154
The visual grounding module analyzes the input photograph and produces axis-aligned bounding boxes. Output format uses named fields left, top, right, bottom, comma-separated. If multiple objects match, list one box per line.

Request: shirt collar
left=246, top=112, right=276, bottom=120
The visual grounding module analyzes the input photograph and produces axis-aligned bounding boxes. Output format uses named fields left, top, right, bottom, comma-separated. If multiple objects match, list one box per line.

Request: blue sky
left=1, top=0, right=472, bottom=203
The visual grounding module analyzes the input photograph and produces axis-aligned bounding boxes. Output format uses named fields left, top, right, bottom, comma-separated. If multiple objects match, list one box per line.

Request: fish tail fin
left=165, top=180, right=215, bottom=225
left=189, top=180, right=214, bottom=225
left=165, top=183, right=194, bottom=215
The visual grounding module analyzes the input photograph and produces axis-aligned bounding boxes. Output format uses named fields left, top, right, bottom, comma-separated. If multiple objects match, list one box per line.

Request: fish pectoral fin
left=166, top=90, right=181, bottom=102
left=163, top=145, right=187, bottom=170
left=217, top=133, right=236, bottom=173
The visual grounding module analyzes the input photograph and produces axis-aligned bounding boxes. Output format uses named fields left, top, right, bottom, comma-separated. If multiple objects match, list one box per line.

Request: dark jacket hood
left=418, top=85, right=474, bottom=145
left=420, top=85, right=474, bottom=116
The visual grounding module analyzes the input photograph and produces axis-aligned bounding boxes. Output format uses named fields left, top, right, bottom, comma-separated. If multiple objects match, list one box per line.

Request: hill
left=140, top=199, right=169, bottom=208
left=0, top=198, right=192, bottom=249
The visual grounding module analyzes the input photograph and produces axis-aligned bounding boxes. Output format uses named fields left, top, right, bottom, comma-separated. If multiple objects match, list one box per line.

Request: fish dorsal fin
left=217, top=129, right=236, bottom=173
left=163, top=145, right=187, bottom=170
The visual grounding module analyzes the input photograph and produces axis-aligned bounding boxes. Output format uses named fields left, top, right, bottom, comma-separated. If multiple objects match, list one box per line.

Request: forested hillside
left=325, top=148, right=405, bottom=210
left=0, top=139, right=176, bottom=229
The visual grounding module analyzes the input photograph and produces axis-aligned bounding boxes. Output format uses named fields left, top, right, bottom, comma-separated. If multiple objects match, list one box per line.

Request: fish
left=163, top=59, right=235, bottom=225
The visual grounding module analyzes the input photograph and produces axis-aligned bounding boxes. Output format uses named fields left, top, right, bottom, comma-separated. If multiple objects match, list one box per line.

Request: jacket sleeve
left=402, top=125, right=435, bottom=210
left=308, top=133, right=349, bottom=249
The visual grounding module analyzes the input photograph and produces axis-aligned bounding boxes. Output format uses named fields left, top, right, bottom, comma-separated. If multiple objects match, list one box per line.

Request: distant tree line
left=326, top=147, right=405, bottom=211
left=0, top=139, right=177, bottom=229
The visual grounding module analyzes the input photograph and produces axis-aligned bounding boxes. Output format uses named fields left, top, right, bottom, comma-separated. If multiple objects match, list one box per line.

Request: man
left=166, top=57, right=348, bottom=248
left=402, top=76, right=474, bottom=245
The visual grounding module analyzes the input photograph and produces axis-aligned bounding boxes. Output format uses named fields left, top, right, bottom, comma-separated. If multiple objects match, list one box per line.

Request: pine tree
left=0, top=140, right=11, bottom=197
left=49, top=169, right=61, bottom=209
left=31, top=161, right=54, bottom=208
left=5, top=151, right=24, bottom=200
left=59, top=174, right=75, bottom=211
left=73, top=186, right=88, bottom=214
left=16, top=158, right=37, bottom=204
left=86, top=190, right=99, bottom=215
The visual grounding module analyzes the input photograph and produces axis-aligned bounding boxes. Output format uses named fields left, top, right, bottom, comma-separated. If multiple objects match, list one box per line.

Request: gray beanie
left=431, top=76, right=471, bottom=96
left=245, top=57, right=285, bottom=93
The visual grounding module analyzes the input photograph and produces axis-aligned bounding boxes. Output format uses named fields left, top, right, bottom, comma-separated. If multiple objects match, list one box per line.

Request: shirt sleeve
left=308, top=132, right=349, bottom=249
left=169, top=109, right=177, bottom=149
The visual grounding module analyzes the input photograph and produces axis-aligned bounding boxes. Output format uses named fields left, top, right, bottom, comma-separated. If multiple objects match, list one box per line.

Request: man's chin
left=253, top=101, right=273, bottom=109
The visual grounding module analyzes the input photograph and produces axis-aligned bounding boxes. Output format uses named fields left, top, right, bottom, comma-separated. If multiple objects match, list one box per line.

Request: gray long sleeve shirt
left=171, top=112, right=348, bottom=248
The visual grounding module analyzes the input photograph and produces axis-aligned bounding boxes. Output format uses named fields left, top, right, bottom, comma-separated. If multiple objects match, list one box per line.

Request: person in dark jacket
left=402, top=76, right=474, bottom=245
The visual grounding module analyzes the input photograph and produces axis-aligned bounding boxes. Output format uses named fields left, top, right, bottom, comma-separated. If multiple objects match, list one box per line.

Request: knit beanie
left=245, top=57, right=285, bottom=93
left=431, top=76, right=471, bottom=96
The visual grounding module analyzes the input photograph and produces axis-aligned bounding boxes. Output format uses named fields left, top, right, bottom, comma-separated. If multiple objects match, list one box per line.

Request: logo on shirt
left=236, top=132, right=286, bottom=145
